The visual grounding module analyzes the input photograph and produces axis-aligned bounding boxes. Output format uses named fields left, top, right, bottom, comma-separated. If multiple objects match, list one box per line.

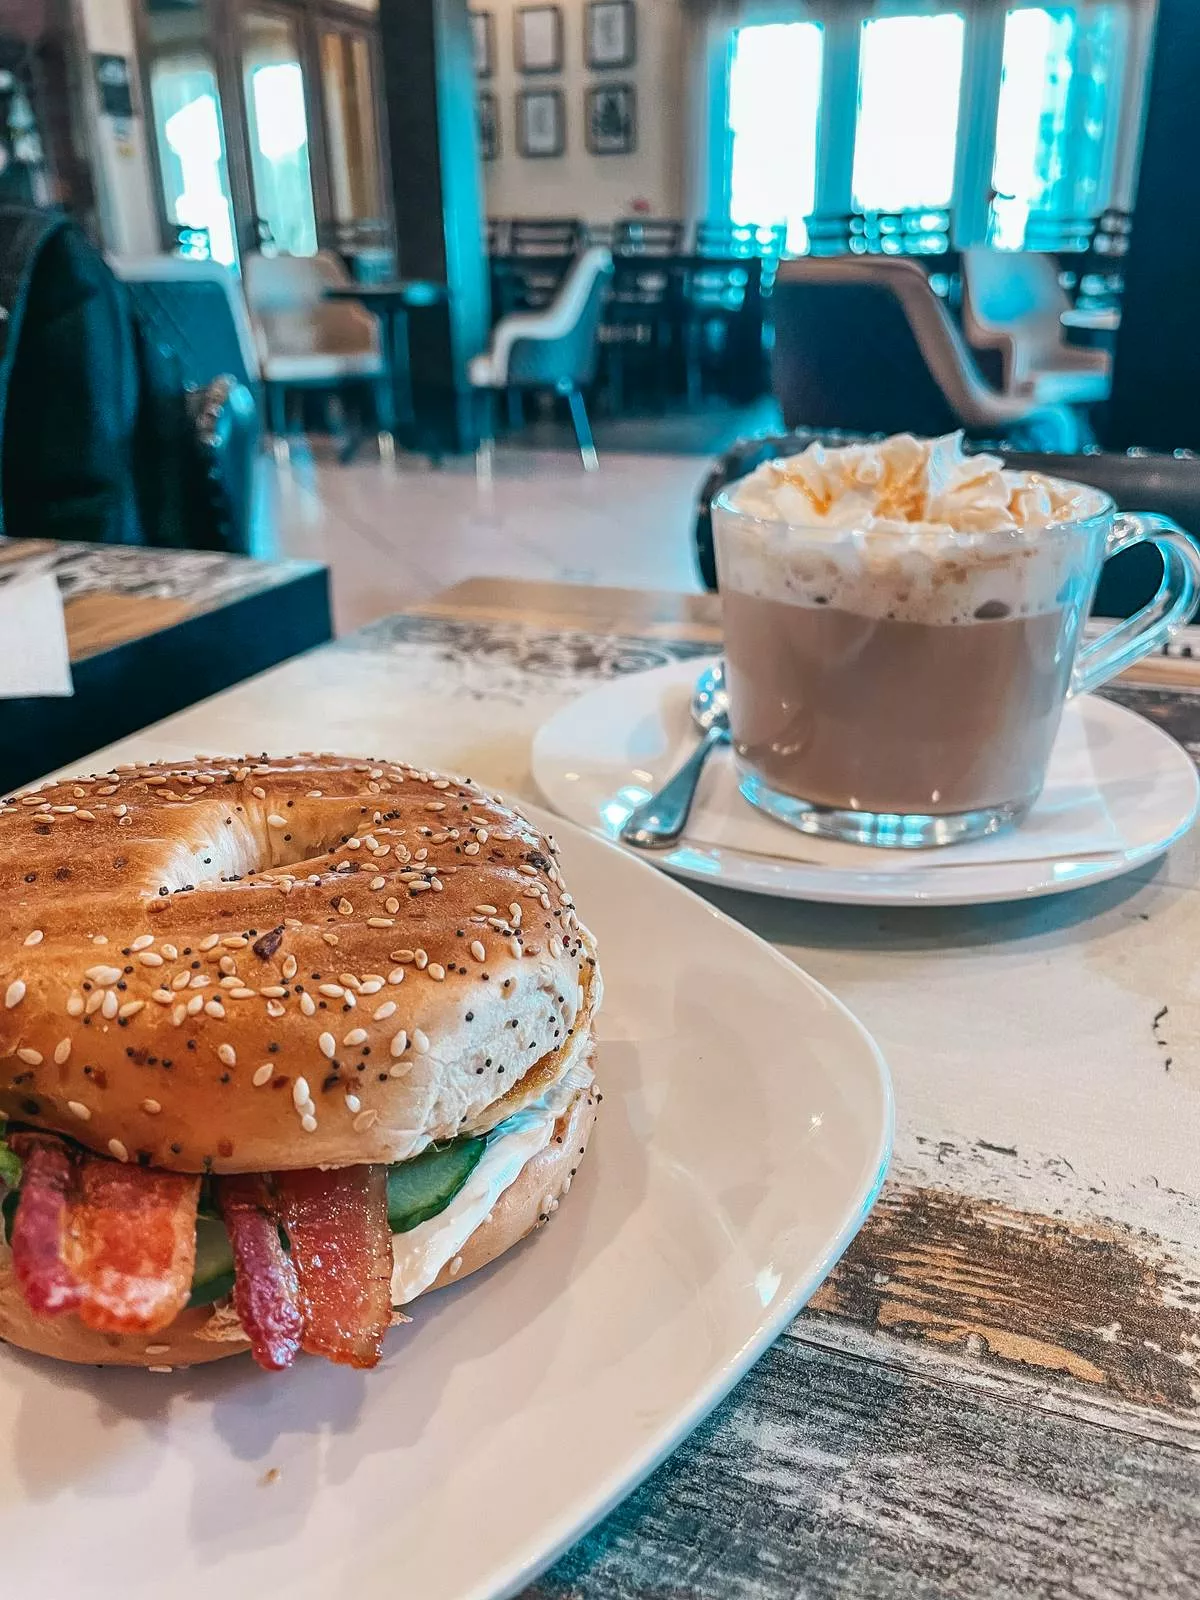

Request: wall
left=479, top=0, right=687, bottom=221
left=74, top=0, right=159, bottom=255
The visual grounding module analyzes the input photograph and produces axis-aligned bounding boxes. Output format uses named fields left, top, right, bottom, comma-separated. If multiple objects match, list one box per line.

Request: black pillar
left=379, top=0, right=489, bottom=453
left=1103, top=0, right=1197, bottom=451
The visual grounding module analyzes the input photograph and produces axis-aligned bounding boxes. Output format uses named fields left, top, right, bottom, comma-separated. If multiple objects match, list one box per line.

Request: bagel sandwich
left=0, top=755, right=601, bottom=1371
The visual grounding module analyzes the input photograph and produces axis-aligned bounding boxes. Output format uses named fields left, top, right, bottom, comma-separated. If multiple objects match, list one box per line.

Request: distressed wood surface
left=46, top=582, right=1200, bottom=1597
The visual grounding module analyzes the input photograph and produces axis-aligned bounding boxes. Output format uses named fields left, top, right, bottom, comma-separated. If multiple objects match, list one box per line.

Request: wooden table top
left=39, top=576, right=1200, bottom=1596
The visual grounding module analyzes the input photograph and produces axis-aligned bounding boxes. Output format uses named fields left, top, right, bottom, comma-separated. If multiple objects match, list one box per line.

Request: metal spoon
left=620, top=661, right=730, bottom=849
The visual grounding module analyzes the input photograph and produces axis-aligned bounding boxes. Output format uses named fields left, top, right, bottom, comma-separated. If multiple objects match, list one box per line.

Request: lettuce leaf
left=0, top=1121, right=22, bottom=1192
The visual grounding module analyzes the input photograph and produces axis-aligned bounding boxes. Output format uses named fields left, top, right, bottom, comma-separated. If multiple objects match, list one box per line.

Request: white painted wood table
left=37, top=579, right=1200, bottom=1598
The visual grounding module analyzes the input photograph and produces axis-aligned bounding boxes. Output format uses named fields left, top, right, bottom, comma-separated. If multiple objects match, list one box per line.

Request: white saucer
left=531, top=658, right=1200, bottom=906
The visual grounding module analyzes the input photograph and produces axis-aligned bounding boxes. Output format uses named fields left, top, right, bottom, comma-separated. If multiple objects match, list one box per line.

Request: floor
left=256, top=444, right=710, bottom=635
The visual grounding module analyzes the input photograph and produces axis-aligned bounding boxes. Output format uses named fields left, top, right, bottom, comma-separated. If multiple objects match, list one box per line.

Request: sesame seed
left=114, top=804, right=128, bottom=818
left=172, top=1005, right=187, bottom=1027
left=373, top=1001, right=397, bottom=1021
left=282, top=955, right=298, bottom=980
left=142, top=1099, right=161, bottom=1114
left=412, top=1028, right=430, bottom=1054
left=384, top=897, right=400, bottom=915
left=464, top=843, right=480, bottom=856
left=344, top=1027, right=367, bottom=1046
left=53, top=1037, right=72, bottom=1064
left=218, top=955, right=236, bottom=976
left=186, top=994, right=204, bottom=1016
left=470, top=941, right=487, bottom=962
left=318, top=984, right=344, bottom=999
left=221, top=936, right=249, bottom=950
left=230, top=987, right=256, bottom=1000
left=431, top=878, right=444, bottom=893
left=138, top=951, right=164, bottom=968
left=67, top=1101, right=91, bottom=1121
left=345, top=1093, right=362, bottom=1113
left=118, top=1000, right=145, bottom=1020
left=301, top=1114, right=318, bottom=1133
left=86, top=965, right=122, bottom=987
left=300, top=993, right=317, bottom=1017
left=354, top=1108, right=379, bottom=1133
left=358, top=978, right=384, bottom=995
left=409, top=882, right=431, bottom=894
left=267, top=1000, right=286, bottom=1019
left=518, top=864, right=538, bottom=877
left=370, top=875, right=386, bottom=891
left=252, top=786, right=267, bottom=799
left=387, top=968, right=406, bottom=985
left=131, top=934, right=155, bottom=952
left=85, top=990, right=105, bottom=1016
left=449, top=1255, right=463, bottom=1278
left=389, top=1031, right=408, bottom=1057
left=475, top=905, right=498, bottom=916
left=199, top=934, right=221, bottom=952
left=476, top=829, right=489, bottom=844
left=16, top=1047, right=41, bottom=1066
left=318, top=1033, right=336, bottom=1059
left=425, top=801, right=446, bottom=812
left=414, top=951, right=429, bottom=970
left=367, top=917, right=394, bottom=929
left=218, top=1044, right=237, bottom=1067
left=171, top=972, right=191, bottom=991
left=151, top=989, right=173, bottom=1004
left=108, top=1139, right=129, bottom=1163
left=4, top=980, right=26, bottom=1009
left=23, top=930, right=43, bottom=947
left=509, top=938, right=523, bottom=960
left=189, top=975, right=210, bottom=990
left=337, top=899, right=354, bottom=916
left=253, top=1063, right=274, bottom=1087
left=391, top=950, right=415, bottom=964
left=267, top=814, right=287, bottom=828
left=101, top=990, right=119, bottom=1020
left=259, top=986, right=288, bottom=998
left=66, top=992, right=84, bottom=1017
left=427, top=963, right=446, bottom=982
left=293, top=1077, right=311, bottom=1110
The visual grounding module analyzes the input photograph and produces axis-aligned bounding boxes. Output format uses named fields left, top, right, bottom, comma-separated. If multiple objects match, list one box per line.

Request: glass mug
left=712, top=485, right=1200, bottom=848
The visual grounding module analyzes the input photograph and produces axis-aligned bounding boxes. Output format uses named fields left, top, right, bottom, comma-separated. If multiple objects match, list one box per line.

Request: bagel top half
left=0, top=755, right=600, bottom=1175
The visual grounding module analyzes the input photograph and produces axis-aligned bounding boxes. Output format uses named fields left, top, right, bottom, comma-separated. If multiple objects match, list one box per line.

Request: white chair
left=961, top=248, right=1112, bottom=407
left=243, top=250, right=390, bottom=454
left=469, top=246, right=613, bottom=471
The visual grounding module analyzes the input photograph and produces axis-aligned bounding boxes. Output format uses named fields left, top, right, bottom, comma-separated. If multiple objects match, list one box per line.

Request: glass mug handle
left=1071, top=512, right=1200, bottom=697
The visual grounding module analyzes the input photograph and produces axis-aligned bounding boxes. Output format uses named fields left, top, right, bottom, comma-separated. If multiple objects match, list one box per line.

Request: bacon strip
left=10, top=1135, right=199, bottom=1332
left=67, top=1161, right=200, bottom=1334
left=9, top=1135, right=83, bottom=1316
left=272, top=1166, right=393, bottom=1369
left=216, top=1175, right=303, bottom=1371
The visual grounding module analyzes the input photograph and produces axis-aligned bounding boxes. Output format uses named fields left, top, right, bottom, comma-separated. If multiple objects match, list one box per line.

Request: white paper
left=0, top=568, right=73, bottom=698
left=682, top=701, right=1121, bottom=870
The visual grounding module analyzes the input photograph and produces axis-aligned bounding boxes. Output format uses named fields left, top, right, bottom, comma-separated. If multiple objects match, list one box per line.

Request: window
left=852, top=12, right=965, bottom=213
left=241, top=11, right=319, bottom=256
left=990, top=5, right=1126, bottom=249
left=149, top=57, right=237, bottom=266
left=727, top=21, right=823, bottom=254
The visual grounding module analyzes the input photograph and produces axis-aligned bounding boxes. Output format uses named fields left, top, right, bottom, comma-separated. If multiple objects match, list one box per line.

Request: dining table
left=323, top=280, right=448, bottom=452
left=28, top=574, right=1200, bottom=1598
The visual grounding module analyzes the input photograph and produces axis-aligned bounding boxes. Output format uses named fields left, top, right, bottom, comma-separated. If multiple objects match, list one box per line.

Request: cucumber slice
left=387, top=1137, right=486, bottom=1234
left=187, top=1215, right=235, bottom=1308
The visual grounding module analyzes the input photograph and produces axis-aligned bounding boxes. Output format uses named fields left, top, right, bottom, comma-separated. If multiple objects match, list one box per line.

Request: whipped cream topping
left=728, top=432, right=1099, bottom=537
left=717, top=433, right=1108, bottom=625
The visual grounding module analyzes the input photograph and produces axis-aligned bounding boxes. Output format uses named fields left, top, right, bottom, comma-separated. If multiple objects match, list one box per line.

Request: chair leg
left=373, top=374, right=396, bottom=463
left=267, top=383, right=290, bottom=463
left=474, top=387, right=497, bottom=483
left=567, top=387, right=599, bottom=472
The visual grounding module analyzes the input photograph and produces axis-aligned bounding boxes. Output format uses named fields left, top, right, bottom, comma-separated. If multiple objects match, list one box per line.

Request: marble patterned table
left=0, top=538, right=331, bottom=793
left=33, top=577, right=1200, bottom=1598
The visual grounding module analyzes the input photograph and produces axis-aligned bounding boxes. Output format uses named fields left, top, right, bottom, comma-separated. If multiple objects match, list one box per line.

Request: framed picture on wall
left=515, top=6, right=564, bottom=74
left=585, top=82, right=636, bottom=156
left=470, top=12, right=495, bottom=78
left=586, top=1, right=636, bottom=70
left=479, top=91, right=499, bottom=160
left=517, top=87, right=565, bottom=157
